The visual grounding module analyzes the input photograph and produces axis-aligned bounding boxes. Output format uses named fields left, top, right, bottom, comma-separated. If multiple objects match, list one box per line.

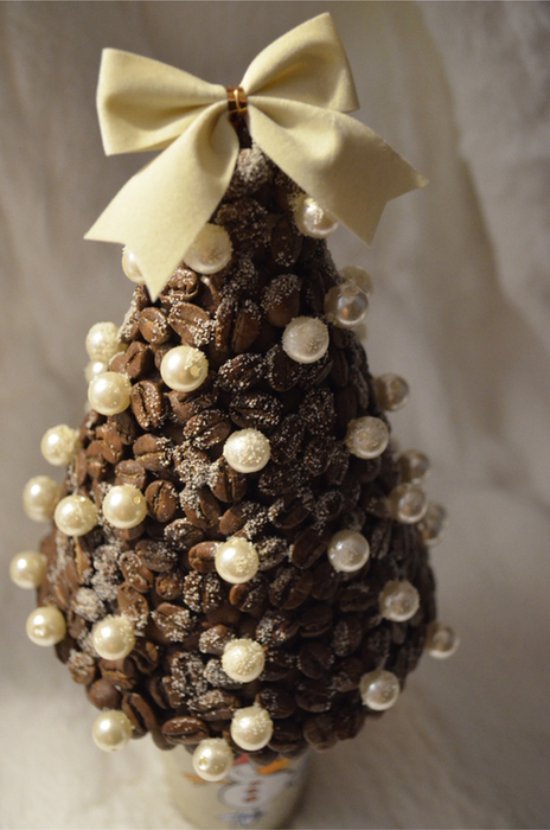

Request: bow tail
left=85, top=101, right=238, bottom=300
left=248, top=99, right=427, bottom=245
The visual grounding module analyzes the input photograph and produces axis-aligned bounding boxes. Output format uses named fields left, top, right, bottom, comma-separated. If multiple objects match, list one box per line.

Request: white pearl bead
left=281, top=316, right=329, bottom=364
left=360, top=670, right=400, bottom=711
left=426, top=622, right=459, bottom=659
left=85, top=322, right=124, bottom=363
left=223, top=429, right=271, bottom=474
left=84, top=360, right=108, bottom=383
left=92, top=614, right=136, bottom=660
left=379, top=580, right=420, bottom=622
left=397, top=449, right=431, bottom=483
left=184, top=223, right=232, bottom=274
left=293, top=195, right=338, bottom=238
left=345, top=416, right=389, bottom=460
left=160, top=345, right=209, bottom=392
left=102, top=484, right=147, bottom=529
left=374, top=374, right=410, bottom=411
left=10, top=551, right=47, bottom=589
left=340, top=265, right=373, bottom=296
left=417, top=502, right=447, bottom=545
left=215, top=537, right=259, bottom=584
left=230, top=706, right=273, bottom=752
left=222, top=639, right=265, bottom=683
left=88, top=372, right=132, bottom=416
left=388, top=483, right=428, bottom=524
left=324, top=283, right=369, bottom=328
left=23, top=476, right=60, bottom=522
left=121, top=247, right=145, bottom=283
left=40, top=425, right=79, bottom=467
left=54, top=494, right=98, bottom=537
left=327, top=530, right=370, bottom=573
left=192, top=738, right=234, bottom=782
left=92, top=710, right=133, bottom=752
left=26, top=606, right=66, bottom=646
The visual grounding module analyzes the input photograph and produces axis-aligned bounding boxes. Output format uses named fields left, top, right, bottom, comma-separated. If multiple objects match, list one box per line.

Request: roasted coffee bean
left=301, top=352, right=333, bottom=389
left=130, top=640, right=159, bottom=675
left=261, top=648, right=296, bottom=682
left=208, top=456, right=247, bottom=503
left=117, top=584, right=149, bottom=630
left=297, top=641, right=335, bottom=680
left=331, top=615, right=363, bottom=657
left=299, top=604, right=333, bottom=638
left=265, top=344, right=301, bottom=392
left=74, top=449, right=87, bottom=486
left=269, top=215, right=302, bottom=268
left=296, top=679, right=333, bottom=713
left=217, top=353, right=265, bottom=393
left=161, top=716, right=210, bottom=746
left=229, top=392, right=283, bottom=433
left=135, top=539, right=178, bottom=572
left=256, top=536, right=289, bottom=572
left=216, top=199, right=268, bottom=249
left=256, top=610, right=299, bottom=646
left=151, top=603, right=193, bottom=641
left=67, top=650, right=97, bottom=685
left=255, top=687, right=296, bottom=720
left=331, top=657, right=363, bottom=693
left=167, top=389, right=217, bottom=424
left=229, top=576, right=268, bottom=617
left=74, top=539, right=92, bottom=584
left=118, top=551, right=154, bottom=593
left=160, top=267, right=200, bottom=306
left=335, top=386, right=359, bottom=431
left=87, top=677, right=122, bottom=710
left=164, top=518, right=204, bottom=551
left=335, top=706, right=366, bottom=741
left=323, top=443, right=350, bottom=486
left=303, top=436, right=336, bottom=478
left=328, top=346, right=350, bottom=388
left=303, top=714, right=338, bottom=750
left=268, top=493, right=312, bottom=531
left=145, top=479, right=178, bottom=523
left=99, top=657, right=139, bottom=691
left=204, top=658, right=241, bottom=690
left=211, top=296, right=235, bottom=362
left=313, top=490, right=345, bottom=528
left=86, top=439, right=115, bottom=471
left=299, top=388, right=336, bottom=435
left=350, top=367, right=369, bottom=410
left=181, top=486, right=221, bottom=530
left=290, top=527, right=328, bottom=570
left=205, top=602, right=241, bottom=627
left=188, top=540, right=217, bottom=573
left=268, top=414, right=304, bottom=467
left=268, top=567, right=313, bottom=610
left=183, top=409, right=231, bottom=450
left=168, top=301, right=211, bottom=347
left=337, top=582, right=374, bottom=613
left=115, top=459, right=147, bottom=490
left=188, top=689, right=241, bottom=721
left=131, top=381, right=166, bottom=430
left=262, top=274, right=301, bottom=327
left=119, top=340, right=154, bottom=379
left=122, top=692, right=159, bottom=737
left=231, top=300, right=262, bottom=354
left=155, top=571, right=183, bottom=600
left=198, top=625, right=233, bottom=656
left=173, top=443, right=210, bottom=485
left=268, top=719, right=305, bottom=754
left=183, top=572, right=224, bottom=613
left=95, top=422, right=125, bottom=464
left=138, top=307, right=170, bottom=345
left=133, top=434, right=172, bottom=472
left=218, top=501, right=267, bottom=537
left=226, top=145, right=273, bottom=199
left=258, top=464, right=306, bottom=499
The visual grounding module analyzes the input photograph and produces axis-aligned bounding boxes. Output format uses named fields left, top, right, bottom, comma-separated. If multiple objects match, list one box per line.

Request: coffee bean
left=269, top=216, right=302, bottom=268
left=133, top=434, right=172, bottom=473
left=67, top=650, right=97, bottom=685
left=256, top=610, right=299, bottom=646
left=151, top=603, right=193, bottom=641
left=231, top=299, right=262, bottom=354
left=161, top=716, right=210, bottom=746
left=130, top=640, right=160, bottom=674
left=188, top=541, right=217, bottom=573
left=299, top=388, right=336, bottom=435
left=168, top=301, right=211, bottom=347
left=261, top=648, right=296, bottom=682
left=229, top=392, right=283, bottom=434
left=138, top=307, right=170, bottom=345
left=303, top=713, right=337, bottom=750
left=117, top=584, right=149, bottom=630
left=188, top=689, right=241, bottom=721
left=183, top=409, right=231, bottom=450
left=268, top=567, right=313, bottom=610
left=96, top=422, right=125, bottom=464
left=262, top=274, right=301, bottom=327
left=334, top=386, right=359, bottom=431
left=135, top=539, right=178, bottom=572
left=115, top=459, right=147, bottom=490
left=131, top=381, right=166, bottom=430
left=323, top=444, right=350, bottom=486
left=265, top=344, right=301, bottom=392
left=167, top=389, right=217, bottom=424
left=256, top=536, right=289, bottom=572
left=335, top=706, right=366, bottom=741
left=198, top=625, right=233, bottom=656
left=159, top=267, right=200, bottom=307
left=118, top=551, right=154, bottom=593
left=297, top=641, right=335, bottom=680
left=299, top=604, right=333, bottom=638
left=255, top=687, right=296, bottom=720
left=296, top=679, right=333, bottom=713
left=290, top=527, right=328, bottom=570
left=181, top=486, right=221, bottom=530
left=145, top=480, right=178, bottom=523
left=331, top=615, right=363, bottom=657
left=303, top=436, right=336, bottom=478
left=87, top=678, right=122, bottom=710
left=208, top=456, right=248, bottom=503
left=204, top=659, right=241, bottom=690
left=119, top=340, right=154, bottom=379
left=183, top=572, right=224, bottom=613
left=122, top=692, right=159, bottom=737
left=99, top=657, right=138, bottom=691
left=331, top=657, right=363, bottom=693
left=268, top=719, right=305, bottom=754
left=269, top=414, right=304, bottom=465
left=229, top=577, right=268, bottom=617
left=268, top=494, right=311, bottom=531
left=328, top=346, right=350, bottom=388
left=217, top=353, right=265, bottom=393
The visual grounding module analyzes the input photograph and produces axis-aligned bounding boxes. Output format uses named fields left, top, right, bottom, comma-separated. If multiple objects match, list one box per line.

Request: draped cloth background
left=0, top=3, right=548, bottom=828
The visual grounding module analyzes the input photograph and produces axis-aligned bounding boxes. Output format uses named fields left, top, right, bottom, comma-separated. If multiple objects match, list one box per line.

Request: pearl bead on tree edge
left=54, top=494, right=98, bottom=537
left=327, top=530, right=370, bottom=573
left=26, top=606, right=66, bottom=647
left=122, top=247, right=145, bottom=283
left=92, top=615, right=136, bottom=660
left=345, top=416, right=389, bottom=460
left=379, top=580, right=420, bottom=622
left=293, top=194, right=338, bottom=238
left=40, top=424, right=79, bottom=467
left=282, top=316, right=329, bottom=364
left=85, top=322, right=124, bottom=363
left=215, top=538, right=259, bottom=584
left=102, top=484, right=147, bottom=529
left=88, top=372, right=132, bottom=416
left=192, top=739, right=234, bottom=782
left=183, top=223, right=232, bottom=274
left=10, top=551, right=47, bottom=590
left=92, top=710, right=133, bottom=752
left=222, top=638, right=265, bottom=683
left=23, top=476, right=60, bottom=522
left=427, top=622, right=459, bottom=659
left=360, top=670, right=400, bottom=711
left=160, top=345, right=209, bottom=393
left=230, top=706, right=274, bottom=752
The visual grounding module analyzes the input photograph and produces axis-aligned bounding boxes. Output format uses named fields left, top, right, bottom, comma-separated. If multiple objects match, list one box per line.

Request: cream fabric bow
left=86, top=13, right=426, bottom=299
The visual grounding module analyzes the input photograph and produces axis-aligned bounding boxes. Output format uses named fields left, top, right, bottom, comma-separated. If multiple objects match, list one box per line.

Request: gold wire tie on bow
left=226, top=86, right=248, bottom=119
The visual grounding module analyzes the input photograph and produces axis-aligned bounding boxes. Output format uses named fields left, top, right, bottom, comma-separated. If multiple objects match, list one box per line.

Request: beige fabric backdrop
left=0, top=2, right=548, bottom=828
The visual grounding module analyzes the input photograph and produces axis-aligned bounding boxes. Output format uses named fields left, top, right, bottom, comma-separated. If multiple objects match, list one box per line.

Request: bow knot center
left=226, top=86, right=248, bottom=120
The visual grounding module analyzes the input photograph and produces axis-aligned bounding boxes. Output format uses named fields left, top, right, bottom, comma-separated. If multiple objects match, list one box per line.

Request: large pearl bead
left=293, top=195, right=338, bottom=238
left=40, top=424, right=79, bottom=467
left=417, top=502, right=447, bottom=545
left=92, top=710, right=133, bottom=752
left=160, top=345, right=209, bottom=392
left=426, top=622, right=460, bottom=659
left=23, top=476, right=60, bottom=522
left=374, top=374, right=410, bottom=411
left=85, top=322, right=124, bottom=363
left=10, top=551, right=47, bottom=589
left=360, top=670, right=400, bottom=711
left=281, top=316, right=329, bottom=364
left=223, top=429, right=271, bottom=474
left=88, top=372, right=132, bottom=416
left=324, top=283, right=369, bottom=328
left=121, top=247, right=145, bottom=284
left=397, top=449, right=431, bottom=483
left=345, top=416, right=389, bottom=460
left=327, top=530, right=370, bottom=573
left=102, top=484, right=147, bottom=529
left=222, top=638, right=265, bottom=683
left=54, top=494, right=98, bottom=537
left=388, top=483, right=428, bottom=524
left=215, top=538, right=259, bottom=584
left=340, top=265, right=373, bottom=296
left=230, top=706, right=274, bottom=752
left=379, top=580, right=420, bottom=622
left=84, top=360, right=108, bottom=383
left=192, top=738, right=234, bottom=782
left=92, top=615, right=136, bottom=660
left=184, top=223, right=232, bottom=274
left=26, top=606, right=66, bottom=646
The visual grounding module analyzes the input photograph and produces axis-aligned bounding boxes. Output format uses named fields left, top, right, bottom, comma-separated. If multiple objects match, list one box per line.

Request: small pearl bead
left=54, top=494, right=98, bottom=537
left=327, top=530, right=370, bottom=573
left=417, top=502, right=447, bottom=545
left=215, top=537, right=259, bottom=584
left=360, top=670, right=400, bottom=711
left=88, top=372, right=131, bottom=416
left=84, top=360, right=108, bottom=383
left=374, top=374, right=410, bottom=411
left=379, top=580, right=420, bottom=622
left=92, top=710, right=133, bottom=752
left=184, top=223, right=232, bottom=274
left=282, top=316, right=329, bottom=364
left=230, top=706, right=273, bottom=752
left=324, top=283, right=369, bottom=328
left=23, top=476, right=60, bottom=522
left=121, top=247, right=145, bottom=283
left=426, top=622, right=459, bottom=659
left=397, top=449, right=431, bottom=483
left=160, top=345, right=208, bottom=392
left=345, top=416, right=389, bottom=460
left=40, top=425, right=79, bottom=467
left=340, top=265, right=373, bottom=296
left=26, top=606, right=66, bottom=647
left=388, top=483, right=428, bottom=524
left=10, top=551, right=47, bottom=589
left=222, top=639, right=265, bottom=683
left=102, top=484, right=147, bottom=529
left=192, top=738, right=234, bottom=782
left=223, top=429, right=271, bottom=474
left=85, top=322, right=124, bottom=363
left=92, top=615, right=136, bottom=660
left=293, top=195, right=338, bottom=238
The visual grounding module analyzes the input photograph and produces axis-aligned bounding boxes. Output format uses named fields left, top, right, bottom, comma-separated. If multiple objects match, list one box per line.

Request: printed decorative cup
left=163, top=747, right=310, bottom=829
